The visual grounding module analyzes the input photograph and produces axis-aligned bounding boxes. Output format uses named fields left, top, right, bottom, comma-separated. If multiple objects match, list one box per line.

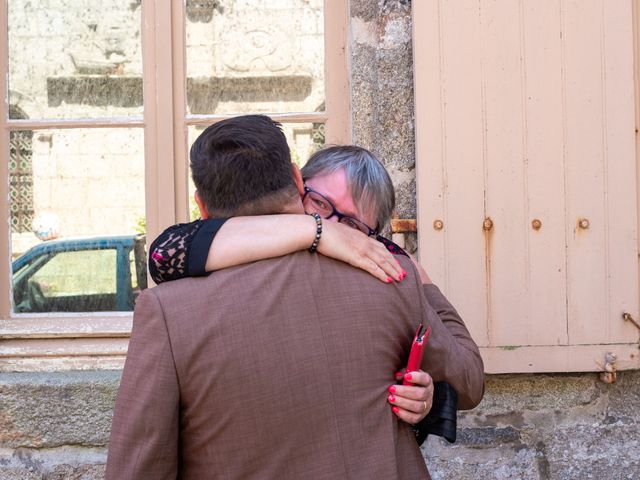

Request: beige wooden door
left=413, top=0, right=640, bottom=373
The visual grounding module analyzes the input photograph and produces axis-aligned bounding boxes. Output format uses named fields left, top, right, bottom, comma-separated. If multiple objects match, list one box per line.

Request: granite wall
left=2, top=370, right=639, bottom=479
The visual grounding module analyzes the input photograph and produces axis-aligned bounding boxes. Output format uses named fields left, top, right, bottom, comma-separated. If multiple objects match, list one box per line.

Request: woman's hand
left=317, top=221, right=405, bottom=283
left=387, top=370, right=434, bottom=424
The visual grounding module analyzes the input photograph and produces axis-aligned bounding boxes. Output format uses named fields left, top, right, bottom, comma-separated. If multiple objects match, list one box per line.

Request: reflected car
left=12, top=235, right=147, bottom=313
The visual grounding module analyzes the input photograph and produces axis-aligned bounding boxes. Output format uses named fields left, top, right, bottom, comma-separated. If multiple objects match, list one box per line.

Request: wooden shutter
left=413, top=0, right=640, bottom=373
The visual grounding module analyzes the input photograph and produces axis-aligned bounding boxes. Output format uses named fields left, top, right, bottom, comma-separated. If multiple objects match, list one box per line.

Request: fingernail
left=388, top=385, right=396, bottom=394
left=392, top=406, right=400, bottom=414
left=388, top=395, right=396, bottom=403
left=402, top=270, right=407, bottom=278
left=395, top=371, right=403, bottom=379
left=405, top=373, right=412, bottom=381
left=386, top=277, right=393, bottom=283
left=395, top=275, right=403, bottom=282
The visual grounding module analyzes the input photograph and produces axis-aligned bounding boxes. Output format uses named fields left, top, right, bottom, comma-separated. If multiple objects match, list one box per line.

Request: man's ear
left=291, top=164, right=305, bottom=196
left=194, top=190, right=210, bottom=219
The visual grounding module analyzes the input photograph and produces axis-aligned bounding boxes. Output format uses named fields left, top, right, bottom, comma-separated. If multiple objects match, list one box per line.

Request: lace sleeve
left=149, top=218, right=229, bottom=284
left=148, top=221, right=204, bottom=284
left=376, top=235, right=409, bottom=257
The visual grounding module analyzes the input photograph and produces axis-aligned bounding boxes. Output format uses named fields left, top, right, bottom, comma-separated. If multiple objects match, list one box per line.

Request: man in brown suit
left=106, top=115, right=484, bottom=479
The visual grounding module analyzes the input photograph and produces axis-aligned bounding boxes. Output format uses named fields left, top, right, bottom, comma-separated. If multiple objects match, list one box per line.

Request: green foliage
left=133, top=216, right=146, bottom=235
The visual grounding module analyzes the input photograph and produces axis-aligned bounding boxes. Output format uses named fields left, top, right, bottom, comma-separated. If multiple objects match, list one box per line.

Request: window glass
left=186, top=122, right=325, bottom=220
left=14, top=248, right=117, bottom=313
left=9, top=128, right=146, bottom=313
left=8, top=0, right=143, bottom=119
left=185, top=0, right=325, bottom=115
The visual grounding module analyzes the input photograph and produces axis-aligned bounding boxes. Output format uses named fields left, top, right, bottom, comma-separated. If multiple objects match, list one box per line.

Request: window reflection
left=185, top=0, right=325, bottom=115
left=9, top=129, right=146, bottom=314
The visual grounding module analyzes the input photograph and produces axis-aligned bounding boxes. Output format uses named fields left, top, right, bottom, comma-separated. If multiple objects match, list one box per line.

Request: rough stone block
left=0, top=446, right=107, bottom=479
left=545, top=423, right=640, bottom=480
left=45, top=463, right=106, bottom=480
left=0, top=467, right=41, bottom=480
left=0, top=371, right=120, bottom=448
left=423, top=436, right=541, bottom=480
left=350, top=0, right=378, bottom=22
left=456, top=426, right=522, bottom=447
left=605, top=370, right=640, bottom=425
left=470, top=374, right=600, bottom=418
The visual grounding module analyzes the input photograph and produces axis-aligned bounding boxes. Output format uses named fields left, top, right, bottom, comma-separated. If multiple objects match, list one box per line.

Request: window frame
left=0, top=0, right=350, bottom=371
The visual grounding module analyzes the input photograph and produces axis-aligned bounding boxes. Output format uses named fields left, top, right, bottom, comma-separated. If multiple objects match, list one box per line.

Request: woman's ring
left=422, top=401, right=428, bottom=412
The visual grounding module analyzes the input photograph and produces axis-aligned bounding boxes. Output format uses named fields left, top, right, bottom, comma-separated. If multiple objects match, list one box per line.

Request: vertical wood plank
left=635, top=0, right=640, bottom=329
left=413, top=1, right=447, bottom=298
left=562, top=0, right=608, bottom=344
left=481, top=0, right=530, bottom=346
left=602, top=1, right=639, bottom=342
left=521, top=0, right=568, bottom=345
left=431, top=0, right=489, bottom=346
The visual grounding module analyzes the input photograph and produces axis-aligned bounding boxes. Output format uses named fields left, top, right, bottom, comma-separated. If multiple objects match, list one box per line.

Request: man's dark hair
left=190, top=115, right=297, bottom=217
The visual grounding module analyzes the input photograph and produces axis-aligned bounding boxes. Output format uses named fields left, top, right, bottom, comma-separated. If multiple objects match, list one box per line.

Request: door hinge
left=622, top=312, right=640, bottom=332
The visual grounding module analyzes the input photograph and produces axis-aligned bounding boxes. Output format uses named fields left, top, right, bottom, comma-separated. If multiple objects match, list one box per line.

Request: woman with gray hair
left=149, top=144, right=481, bottom=438
left=301, top=145, right=396, bottom=238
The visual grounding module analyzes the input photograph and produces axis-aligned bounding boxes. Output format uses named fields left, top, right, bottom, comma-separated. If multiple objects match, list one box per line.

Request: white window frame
left=0, top=0, right=351, bottom=371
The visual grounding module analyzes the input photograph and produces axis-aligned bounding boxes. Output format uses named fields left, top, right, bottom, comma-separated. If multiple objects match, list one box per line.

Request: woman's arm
left=149, top=215, right=404, bottom=285
left=148, top=220, right=221, bottom=284
left=419, top=281, right=485, bottom=410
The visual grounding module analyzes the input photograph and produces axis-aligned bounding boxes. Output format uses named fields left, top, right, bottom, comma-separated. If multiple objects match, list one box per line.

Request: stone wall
left=0, top=371, right=117, bottom=479
left=426, top=371, right=640, bottom=479
left=2, top=370, right=639, bottom=479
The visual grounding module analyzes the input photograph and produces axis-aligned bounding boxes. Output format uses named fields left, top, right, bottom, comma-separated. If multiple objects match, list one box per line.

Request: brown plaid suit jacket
left=106, top=252, right=483, bottom=479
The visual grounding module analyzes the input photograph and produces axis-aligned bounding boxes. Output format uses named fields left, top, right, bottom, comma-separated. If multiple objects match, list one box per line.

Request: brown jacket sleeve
left=419, top=283, right=485, bottom=410
left=106, top=289, right=180, bottom=480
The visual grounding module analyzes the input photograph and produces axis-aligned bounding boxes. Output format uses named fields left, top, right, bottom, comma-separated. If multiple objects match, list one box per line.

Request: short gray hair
left=301, top=145, right=395, bottom=232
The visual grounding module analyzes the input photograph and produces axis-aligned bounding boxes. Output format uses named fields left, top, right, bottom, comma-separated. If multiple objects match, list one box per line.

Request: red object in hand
left=402, top=324, right=431, bottom=386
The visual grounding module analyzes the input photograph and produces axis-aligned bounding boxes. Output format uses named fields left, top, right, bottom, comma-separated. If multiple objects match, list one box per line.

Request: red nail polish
left=402, top=270, right=407, bottom=278
left=388, top=385, right=396, bottom=394
left=386, top=277, right=393, bottom=283
left=405, top=372, right=412, bottom=381
left=388, top=395, right=396, bottom=403
left=392, top=406, right=400, bottom=414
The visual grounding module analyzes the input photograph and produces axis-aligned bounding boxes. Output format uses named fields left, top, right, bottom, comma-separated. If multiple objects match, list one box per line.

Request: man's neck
left=277, top=201, right=305, bottom=215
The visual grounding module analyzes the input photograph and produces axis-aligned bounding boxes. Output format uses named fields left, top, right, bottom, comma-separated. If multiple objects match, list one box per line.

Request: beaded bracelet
left=308, top=213, right=322, bottom=253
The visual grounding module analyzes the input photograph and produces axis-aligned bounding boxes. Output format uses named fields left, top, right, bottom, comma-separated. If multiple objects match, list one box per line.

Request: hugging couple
left=106, top=115, right=484, bottom=479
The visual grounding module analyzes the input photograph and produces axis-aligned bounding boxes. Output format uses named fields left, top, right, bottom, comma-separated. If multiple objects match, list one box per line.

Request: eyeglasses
left=302, top=185, right=377, bottom=236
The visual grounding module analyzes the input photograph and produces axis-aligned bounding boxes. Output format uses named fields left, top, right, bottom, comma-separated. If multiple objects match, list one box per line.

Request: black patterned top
left=149, top=219, right=227, bottom=284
